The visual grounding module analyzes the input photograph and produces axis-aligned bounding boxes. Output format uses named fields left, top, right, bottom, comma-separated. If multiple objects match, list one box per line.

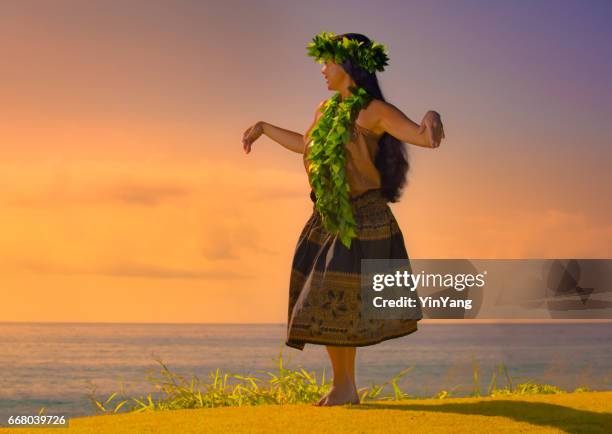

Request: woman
left=242, top=32, right=445, bottom=406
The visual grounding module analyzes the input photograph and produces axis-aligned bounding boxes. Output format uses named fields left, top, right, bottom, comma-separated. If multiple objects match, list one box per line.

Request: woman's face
left=321, top=60, right=353, bottom=91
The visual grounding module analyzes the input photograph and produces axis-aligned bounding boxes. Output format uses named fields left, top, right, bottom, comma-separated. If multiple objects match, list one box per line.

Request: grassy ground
left=3, top=391, right=611, bottom=433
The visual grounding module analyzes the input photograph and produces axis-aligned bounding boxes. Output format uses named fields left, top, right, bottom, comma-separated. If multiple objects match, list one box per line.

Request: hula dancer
left=242, top=32, right=445, bottom=406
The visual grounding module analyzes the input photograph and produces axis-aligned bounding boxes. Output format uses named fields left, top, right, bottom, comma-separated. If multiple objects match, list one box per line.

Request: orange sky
left=1, top=2, right=610, bottom=323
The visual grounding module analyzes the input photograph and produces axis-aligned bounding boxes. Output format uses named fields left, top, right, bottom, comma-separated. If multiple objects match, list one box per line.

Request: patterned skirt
left=286, top=188, right=423, bottom=351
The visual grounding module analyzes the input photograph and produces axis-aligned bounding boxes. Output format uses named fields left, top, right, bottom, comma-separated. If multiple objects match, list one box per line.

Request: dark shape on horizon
left=543, top=259, right=612, bottom=318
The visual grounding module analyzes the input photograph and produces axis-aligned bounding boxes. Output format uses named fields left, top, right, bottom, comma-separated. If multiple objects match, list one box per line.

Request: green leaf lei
left=305, top=86, right=373, bottom=249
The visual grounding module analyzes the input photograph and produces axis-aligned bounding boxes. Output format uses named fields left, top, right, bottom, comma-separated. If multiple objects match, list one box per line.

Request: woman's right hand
left=242, top=121, right=265, bottom=154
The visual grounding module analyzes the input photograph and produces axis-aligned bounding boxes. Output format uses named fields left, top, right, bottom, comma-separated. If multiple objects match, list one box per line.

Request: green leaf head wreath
left=306, top=31, right=389, bottom=73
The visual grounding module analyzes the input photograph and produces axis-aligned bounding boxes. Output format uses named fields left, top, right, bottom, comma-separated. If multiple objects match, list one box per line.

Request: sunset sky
left=1, top=0, right=611, bottom=323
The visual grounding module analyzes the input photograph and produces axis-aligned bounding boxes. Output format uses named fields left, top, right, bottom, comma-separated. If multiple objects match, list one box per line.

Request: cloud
left=11, top=257, right=253, bottom=280
left=100, top=182, right=191, bottom=206
left=0, top=159, right=307, bottom=207
left=464, top=208, right=612, bottom=258
left=250, top=186, right=307, bottom=201
left=200, top=215, right=280, bottom=261
left=0, top=159, right=309, bottom=282
left=102, top=262, right=253, bottom=279
left=1, top=171, right=192, bottom=208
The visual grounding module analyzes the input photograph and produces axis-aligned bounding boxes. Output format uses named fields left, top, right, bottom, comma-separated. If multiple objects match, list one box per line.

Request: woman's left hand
left=418, top=110, right=445, bottom=148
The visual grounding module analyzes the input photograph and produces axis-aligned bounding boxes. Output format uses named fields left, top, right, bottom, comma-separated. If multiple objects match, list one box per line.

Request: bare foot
left=312, top=390, right=332, bottom=406
left=318, top=384, right=360, bottom=406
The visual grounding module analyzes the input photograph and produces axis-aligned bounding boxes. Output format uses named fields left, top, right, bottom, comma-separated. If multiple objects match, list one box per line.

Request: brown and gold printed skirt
left=286, top=188, right=423, bottom=351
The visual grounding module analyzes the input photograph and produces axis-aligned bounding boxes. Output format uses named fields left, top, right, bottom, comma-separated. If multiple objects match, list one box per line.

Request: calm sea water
left=0, top=322, right=611, bottom=424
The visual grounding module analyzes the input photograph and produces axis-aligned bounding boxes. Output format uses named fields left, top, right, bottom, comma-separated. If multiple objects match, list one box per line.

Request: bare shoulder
left=367, top=99, right=408, bottom=129
left=367, top=99, right=397, bottom=117
left=305, top=99, right=327, bottom=141
left=356, top=98, right=394, bottom=134
left=314, top=99, right=327, bottom=120
left=317, top=99, right=327, bottom=113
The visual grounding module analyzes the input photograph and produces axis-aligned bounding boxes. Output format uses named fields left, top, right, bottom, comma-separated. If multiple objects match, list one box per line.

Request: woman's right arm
left=260, top=122, right=305, bottom=154
left=242, top=100, right=326, bottom=155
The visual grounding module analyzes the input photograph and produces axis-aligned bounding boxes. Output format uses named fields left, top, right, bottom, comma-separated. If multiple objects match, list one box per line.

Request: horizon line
left=1, top=319, right=611, bottom=325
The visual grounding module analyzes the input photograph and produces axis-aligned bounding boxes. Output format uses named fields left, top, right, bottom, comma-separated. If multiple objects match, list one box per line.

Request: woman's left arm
left=373, top=100, right=445, bottom=148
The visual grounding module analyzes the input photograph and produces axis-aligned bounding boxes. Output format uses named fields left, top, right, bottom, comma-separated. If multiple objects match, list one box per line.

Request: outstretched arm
left=260, top=122, right=305, bottom=154
left=372, top=100, right=444, bottom=148
left=242, top=100, right=326, bottom=155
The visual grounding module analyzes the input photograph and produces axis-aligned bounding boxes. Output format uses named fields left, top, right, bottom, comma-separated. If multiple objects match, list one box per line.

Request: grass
left=5, top=392, right=612, bottom=433
left=73, top=350, right=593, bottom=415
left=3, top=351, right=610, bottom=433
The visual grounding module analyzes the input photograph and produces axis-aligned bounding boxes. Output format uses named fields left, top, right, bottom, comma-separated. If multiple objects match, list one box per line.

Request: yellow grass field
left=2, top=391, right=611, bottom=433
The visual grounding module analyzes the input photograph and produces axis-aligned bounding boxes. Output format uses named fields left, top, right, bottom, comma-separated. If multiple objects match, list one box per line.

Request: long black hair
left=334, top=33, right=409, bottom=203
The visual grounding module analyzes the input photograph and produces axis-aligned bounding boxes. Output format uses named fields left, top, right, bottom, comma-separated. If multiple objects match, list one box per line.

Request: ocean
left=0, top=322, right=610, bottom=424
